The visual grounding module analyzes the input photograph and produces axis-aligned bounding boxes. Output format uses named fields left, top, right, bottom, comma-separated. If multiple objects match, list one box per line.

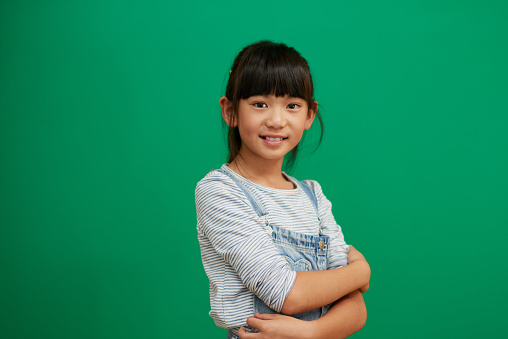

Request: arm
left=310, top=290, right=367, bottom=338
left=239, top=290, right=367, bottom=339
left=197, top=174, right=368, bottom=315
left=350, top=245, right=369, bottom=293
left=281, top=246, right=370, bottom=315
left=196, top=175, right=298, bottom=312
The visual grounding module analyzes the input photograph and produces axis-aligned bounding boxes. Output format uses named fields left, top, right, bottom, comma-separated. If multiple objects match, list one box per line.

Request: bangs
left=237, top=59, right=311, bottom=100
left=228, top=42, right=314, bottom=105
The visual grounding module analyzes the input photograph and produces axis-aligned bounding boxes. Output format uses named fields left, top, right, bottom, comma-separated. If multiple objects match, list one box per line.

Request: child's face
left=232, top=95, right=316, bottom=165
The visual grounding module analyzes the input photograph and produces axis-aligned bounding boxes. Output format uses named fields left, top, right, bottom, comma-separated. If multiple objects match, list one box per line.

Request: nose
left=265, top=105, right=287, bottom=129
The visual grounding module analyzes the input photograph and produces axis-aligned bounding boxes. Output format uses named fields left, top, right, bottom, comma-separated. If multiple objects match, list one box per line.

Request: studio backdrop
left=1, top=1, right=507, bottom=338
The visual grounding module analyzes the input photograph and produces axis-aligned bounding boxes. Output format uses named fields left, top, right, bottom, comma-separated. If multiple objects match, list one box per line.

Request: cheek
left=237, top=117, right=259, bottom=137
left=291, top=118, right=308, bottom=134
left=293, top=133, right=304, bottom=145
left=290, top=120, right=308, bottom=144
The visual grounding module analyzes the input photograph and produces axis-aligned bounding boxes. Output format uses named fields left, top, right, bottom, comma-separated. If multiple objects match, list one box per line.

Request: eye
left=253, top=102, right=267, bottom=108
left=287, top=103, right=300, bottom=109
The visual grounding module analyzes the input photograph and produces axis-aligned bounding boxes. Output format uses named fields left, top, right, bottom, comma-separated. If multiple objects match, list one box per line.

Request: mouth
left=260, top=136, right=288, bottom=141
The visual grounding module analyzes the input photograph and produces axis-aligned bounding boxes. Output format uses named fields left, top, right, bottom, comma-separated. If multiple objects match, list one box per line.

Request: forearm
left=280, top=260, right=370, bottom=315
left=310, top=290, right=367, bottom=339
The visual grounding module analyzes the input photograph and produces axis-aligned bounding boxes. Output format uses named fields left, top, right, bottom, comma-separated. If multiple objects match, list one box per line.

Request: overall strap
left=294, top=179, right=323, bottom=234
left=296, top=180, right=319, bottom=213
left=215, top=168, right=267, bottom=218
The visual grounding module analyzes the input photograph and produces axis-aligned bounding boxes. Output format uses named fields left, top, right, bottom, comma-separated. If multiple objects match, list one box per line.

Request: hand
left=347, top=245, right=366, bottom=264
left=348, top=246, right=370, bottom=293
left=238, top=312, right=314, bottom=339
left=359, top=282, right=369, bottom=293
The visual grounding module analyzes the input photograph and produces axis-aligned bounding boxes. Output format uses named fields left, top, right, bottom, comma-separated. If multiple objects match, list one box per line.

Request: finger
left=246, top=316, right=266, bottom=330
left=254, top=312, right=280, bottom=320
left=238, top=326, right=257, bottom=339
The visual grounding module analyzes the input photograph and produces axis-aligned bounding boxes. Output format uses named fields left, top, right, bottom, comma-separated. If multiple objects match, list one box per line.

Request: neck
left=231, top=157, right=282, bottom=179
left=228, top=152, right=293, bottom=190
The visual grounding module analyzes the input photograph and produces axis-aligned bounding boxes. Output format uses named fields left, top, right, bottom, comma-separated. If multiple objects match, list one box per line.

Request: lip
left=261, top=134, right=287, bottom=138
left=259, top=134, right=287, bottom=146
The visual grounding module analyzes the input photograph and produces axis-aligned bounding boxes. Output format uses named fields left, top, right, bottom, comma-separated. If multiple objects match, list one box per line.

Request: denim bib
left=217, top=169, right=331, bottom=338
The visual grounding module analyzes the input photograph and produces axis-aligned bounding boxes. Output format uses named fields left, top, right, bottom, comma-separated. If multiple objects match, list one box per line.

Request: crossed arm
left=196, top=177, right=370, bottom=338
left=239, top=246, right=370, bottom=339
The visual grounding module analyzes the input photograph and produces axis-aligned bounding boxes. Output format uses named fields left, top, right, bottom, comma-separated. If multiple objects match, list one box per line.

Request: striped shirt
left=195, top=164, right=349, bottom=330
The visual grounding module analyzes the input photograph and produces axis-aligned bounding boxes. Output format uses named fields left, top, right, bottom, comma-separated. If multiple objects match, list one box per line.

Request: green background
left=1, top=0, right=507, bottom=338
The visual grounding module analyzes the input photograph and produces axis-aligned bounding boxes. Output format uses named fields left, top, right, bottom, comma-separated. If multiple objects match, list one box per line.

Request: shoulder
left=195, top=167, right=262, bottom=236
left=292, top=179, right=339, bottom=230
left=291, top=177, right=325, bottom=199
left=294, top=178, right=332, bottom=213
left=195, top=167, right=249, bottom=207
left=195, top=167, right=231, bottom=191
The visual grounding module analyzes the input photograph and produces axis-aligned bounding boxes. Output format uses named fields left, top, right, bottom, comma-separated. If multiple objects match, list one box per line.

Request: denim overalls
left=217, top=169, right=332, bottom=339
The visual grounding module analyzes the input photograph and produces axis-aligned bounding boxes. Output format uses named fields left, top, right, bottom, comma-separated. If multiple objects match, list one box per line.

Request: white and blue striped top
left=195, top=164, right=349, bottom=331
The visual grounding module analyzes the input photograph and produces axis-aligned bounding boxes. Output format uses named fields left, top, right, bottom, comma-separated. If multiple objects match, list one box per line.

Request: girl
left=196, top=41, right=370, bottom=339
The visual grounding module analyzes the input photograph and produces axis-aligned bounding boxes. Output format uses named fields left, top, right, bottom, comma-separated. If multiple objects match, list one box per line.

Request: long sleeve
left=196, top=172, right=297, bottom=314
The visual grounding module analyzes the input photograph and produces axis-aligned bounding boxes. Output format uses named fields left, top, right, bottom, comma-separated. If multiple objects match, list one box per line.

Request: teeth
left=265, top=137, right=283, bottom=141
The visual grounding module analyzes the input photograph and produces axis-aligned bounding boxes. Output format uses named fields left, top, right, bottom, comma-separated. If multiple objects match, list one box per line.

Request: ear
left=304, top=100, right=318, bottom=130
left=220, top=96, right=237, bottom=127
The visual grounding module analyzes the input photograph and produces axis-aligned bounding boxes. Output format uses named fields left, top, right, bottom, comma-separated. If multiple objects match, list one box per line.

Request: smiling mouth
left=260, top=136, right=288, bottom=141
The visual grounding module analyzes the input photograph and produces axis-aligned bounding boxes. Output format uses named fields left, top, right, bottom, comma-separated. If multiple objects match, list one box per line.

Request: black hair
left=224, top=40, right=323, bottom=170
